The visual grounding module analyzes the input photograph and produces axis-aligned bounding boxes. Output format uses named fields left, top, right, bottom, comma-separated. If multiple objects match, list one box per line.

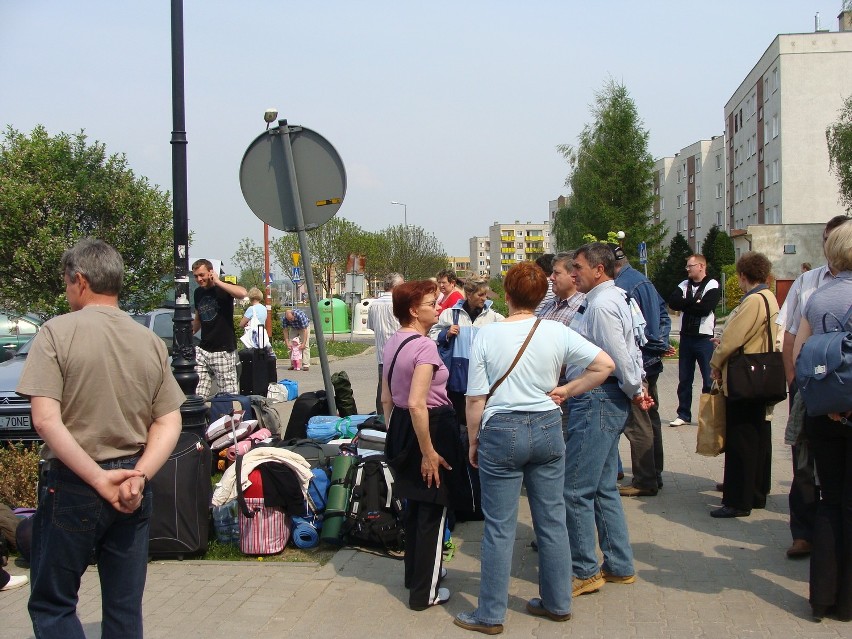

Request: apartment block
left=468, top=236, right=491, bottom=277
left=487, top=221, right=554, bottom=277
left=653, top=136, right=727, bottom=252
left=724, top=20, right=852, bottom=236
left=448, top=256, right=471, bottom=278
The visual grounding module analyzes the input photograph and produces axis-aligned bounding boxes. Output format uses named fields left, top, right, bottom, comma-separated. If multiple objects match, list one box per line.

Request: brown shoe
left=572, top=572, right=605, bottom=597
left=619, top=485, right=658, bottom=497
left=526, top=598, right=571, bottom=622
left=602, top=570, right=636, bottom=584
left=786, top=539, right=812, bottom=558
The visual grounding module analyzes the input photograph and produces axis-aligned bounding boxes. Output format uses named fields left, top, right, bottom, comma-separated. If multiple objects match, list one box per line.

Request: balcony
left=500, top=258, right=515, bottom=265
left=500, top=235, right=514, bottom=242
left=526, top=235, right=544, bottom=241
left=501, top=247, right=514, bottom=254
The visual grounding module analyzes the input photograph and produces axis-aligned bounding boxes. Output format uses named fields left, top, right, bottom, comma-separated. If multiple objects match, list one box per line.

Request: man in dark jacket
left=667, top=254, right=721, bottom=426
left=612, top=244, right=671, bottom=495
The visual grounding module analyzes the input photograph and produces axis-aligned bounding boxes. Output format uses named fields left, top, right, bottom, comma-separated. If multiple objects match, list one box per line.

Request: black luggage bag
left=283, top=390, right=329, bottom=440
left=148, top=432, right=213, bottom=558
left=239, top=348, right=276, bottom=396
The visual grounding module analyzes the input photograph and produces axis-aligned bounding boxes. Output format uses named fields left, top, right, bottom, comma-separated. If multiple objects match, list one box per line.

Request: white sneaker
left=440, top=567, right=448, bottom=580
left=669, top=418, right=690, bottom=427
left=1, top=574, right=28, bottom=591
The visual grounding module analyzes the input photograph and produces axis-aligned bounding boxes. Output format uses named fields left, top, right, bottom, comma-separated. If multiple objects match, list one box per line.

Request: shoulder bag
left=486, top=318, right=541, bottom=403
left=725, top=292, right=787, bottom=405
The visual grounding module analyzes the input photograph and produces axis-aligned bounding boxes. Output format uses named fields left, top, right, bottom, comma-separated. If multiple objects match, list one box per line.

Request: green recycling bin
left=318, top=298, right=349, bottom=335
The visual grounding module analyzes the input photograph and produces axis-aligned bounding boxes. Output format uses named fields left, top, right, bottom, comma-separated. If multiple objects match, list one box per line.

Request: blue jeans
left=472, top=409, right=571, bottom=624
left=29, top=458, right=152, bottom=639
left=676, top=334, right=714, bottom=422
left=564, top=385, right=634, bottom=579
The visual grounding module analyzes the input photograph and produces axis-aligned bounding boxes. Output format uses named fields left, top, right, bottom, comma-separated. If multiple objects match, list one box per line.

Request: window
left=676, top=219, right=682, bottom=232
left=716, top=153, right=722, bottom=170
left=764, top=77, right=770, bottom=101
left=689, top=201, right=694, bottom=211
left=758, top=106, right=763, bottom=121
left=695, top=155, right=701, bottom=172
left=764, top=165, right=770, bottom=184
left=676, top=194, right=682, bottom=209
left=772, top=114, right=778, bottom=138
left=696, top=185, right=701, bottom=201
left=772, top=159, right=779, bottom=183
left=682, top=162, right=686, bottom=177
left=772, top=67, right=779, bottom=92
left=696, top=212, right=702, bottom=228
left=716, top=211, right=723, bottom=226
left=764, top=121, right=769, bottom=143
left=659, top=169, right=665, bottom=184
left=716, top=183, right=723, bottom=198
left=734, top=148, right=740, bottom=165
left=676, top=168, right=682, bottom=183
left=660, top=197, right=665, bottom=211
left=751, top=93, right=757, bottom=116
left=735, top=183, right=741, bottom=202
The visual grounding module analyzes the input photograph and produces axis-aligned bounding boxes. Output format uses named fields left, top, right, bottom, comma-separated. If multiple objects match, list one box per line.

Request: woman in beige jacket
left=708, top=252, right=779, bottom=518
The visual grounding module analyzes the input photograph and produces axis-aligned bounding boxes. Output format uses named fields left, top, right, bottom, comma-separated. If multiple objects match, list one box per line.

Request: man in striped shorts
left=192, top=259, right=247, bottom=399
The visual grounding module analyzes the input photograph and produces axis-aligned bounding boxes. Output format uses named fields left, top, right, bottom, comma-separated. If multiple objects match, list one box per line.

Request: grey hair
left=463, top=275, right=489, bottom=296
left=61, top=238, right=124, bottom=295
left=551, top=251, right=575, bottom=272
left=384, top=272, right=403, bottom=291
left=574, top=243, right=615, bottom=279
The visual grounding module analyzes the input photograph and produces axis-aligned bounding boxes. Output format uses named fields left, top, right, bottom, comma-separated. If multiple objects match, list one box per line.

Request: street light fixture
left=390, top=201, right=407, bottom=226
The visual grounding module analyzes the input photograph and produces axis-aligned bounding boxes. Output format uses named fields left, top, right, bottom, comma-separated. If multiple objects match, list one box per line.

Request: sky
left=1, top=1, right=847, bottom=270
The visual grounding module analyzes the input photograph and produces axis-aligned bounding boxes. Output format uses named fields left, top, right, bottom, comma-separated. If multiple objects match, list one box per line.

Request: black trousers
left=722, top=398, right=771, bottom=511
left=788, top=382, right=819, bottom=541
left=807, top=415, right=852, bottom=618
left=404, top=500, right=446, bottom=610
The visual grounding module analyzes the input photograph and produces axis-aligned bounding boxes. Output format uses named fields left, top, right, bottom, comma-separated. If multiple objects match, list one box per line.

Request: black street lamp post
left=170, top=0, right=207, bottom=436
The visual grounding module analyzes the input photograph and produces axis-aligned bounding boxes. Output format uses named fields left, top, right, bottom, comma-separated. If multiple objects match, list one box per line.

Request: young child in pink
left=290, top=336, right=302, bottom=370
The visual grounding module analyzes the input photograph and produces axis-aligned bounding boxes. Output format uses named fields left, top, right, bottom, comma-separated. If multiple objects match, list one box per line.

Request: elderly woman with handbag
left=453, top=262, right=614, bottom=635
left=382, top=280, right=472, bottom=612
left=709, top=252, right=781, bottom=518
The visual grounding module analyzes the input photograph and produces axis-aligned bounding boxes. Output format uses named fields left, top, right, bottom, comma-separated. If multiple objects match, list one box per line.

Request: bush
left=0, top=443, right=40, bottom=508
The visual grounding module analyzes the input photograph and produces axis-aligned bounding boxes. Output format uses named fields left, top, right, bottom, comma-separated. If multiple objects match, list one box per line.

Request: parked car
left=130, top=308, right=200, bottom=355
left=0, top=311, right=41, bottom=357
left=0, top=337, right=38, bottom=443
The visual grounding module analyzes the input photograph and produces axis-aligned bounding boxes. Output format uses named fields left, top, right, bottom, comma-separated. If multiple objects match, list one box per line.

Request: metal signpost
left=638, top=241, right=648, bottom=277
left=239, top=121, right=347, bottom=415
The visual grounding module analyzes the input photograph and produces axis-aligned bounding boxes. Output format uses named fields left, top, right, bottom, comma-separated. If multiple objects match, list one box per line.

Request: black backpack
left=341, top=456, right=405, bottom=552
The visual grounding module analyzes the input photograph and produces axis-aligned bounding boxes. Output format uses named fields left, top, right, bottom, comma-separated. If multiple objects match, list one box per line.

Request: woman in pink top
left=382, top=280, right=471, bottom=612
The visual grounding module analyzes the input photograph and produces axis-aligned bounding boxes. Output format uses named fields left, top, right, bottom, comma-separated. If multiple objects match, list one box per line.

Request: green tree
left=652, top=232, right=692, bottom=301
left=231, top=237, right=264, bottom=290
left=700, top=225, right=722, bottom=281
left=270, top=217, right=363, bottom=298
left=380, top=224, right=448, bottom=281
left=554, top=79, right=665, bottom=260
left=713, top=229, right=735, bottom=272
left=826, top=93, right=852, bottom=214
left=0, top=125, right=173, bottom=318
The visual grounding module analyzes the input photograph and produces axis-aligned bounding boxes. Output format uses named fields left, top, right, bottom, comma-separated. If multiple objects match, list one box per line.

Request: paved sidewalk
left=2, top=351, right=849, bottom=637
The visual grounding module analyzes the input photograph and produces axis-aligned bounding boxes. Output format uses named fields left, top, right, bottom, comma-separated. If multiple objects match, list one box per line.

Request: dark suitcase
left=277, top=438, right=339, bottom=469
left=149, top=432, right=213, bottom=558
left=283, top=390, right=329, bottom=440
left=239, top=348, right=276, bottom=396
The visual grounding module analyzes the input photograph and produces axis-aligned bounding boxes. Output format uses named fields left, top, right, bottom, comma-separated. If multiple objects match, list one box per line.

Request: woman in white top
left=454, top=262, right=614, bottom=635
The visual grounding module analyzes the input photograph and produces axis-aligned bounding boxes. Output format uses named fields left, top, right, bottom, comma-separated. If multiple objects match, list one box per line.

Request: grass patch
left=272, top=340, right=370, bottom=360
left=203, top=539, right=338, bottom=565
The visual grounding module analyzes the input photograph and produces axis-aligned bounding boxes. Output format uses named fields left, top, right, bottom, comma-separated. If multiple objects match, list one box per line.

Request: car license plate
left=0, top=415, right=31, bottom=430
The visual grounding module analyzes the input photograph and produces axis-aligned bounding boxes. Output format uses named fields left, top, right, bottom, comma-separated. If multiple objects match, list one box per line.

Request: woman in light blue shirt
left=454, top=262, right=614, bottom=635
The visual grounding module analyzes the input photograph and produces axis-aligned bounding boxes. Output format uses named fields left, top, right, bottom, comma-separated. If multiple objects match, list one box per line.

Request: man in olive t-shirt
left=17, top=239, right=185, bottom=639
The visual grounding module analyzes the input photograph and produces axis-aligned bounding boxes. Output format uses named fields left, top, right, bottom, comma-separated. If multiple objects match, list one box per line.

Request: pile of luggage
left=148, top=371, right=405, bottom=559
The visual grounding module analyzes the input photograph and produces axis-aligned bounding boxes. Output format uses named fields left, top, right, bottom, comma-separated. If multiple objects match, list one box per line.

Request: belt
left=41, top=452, right=143, bottom=474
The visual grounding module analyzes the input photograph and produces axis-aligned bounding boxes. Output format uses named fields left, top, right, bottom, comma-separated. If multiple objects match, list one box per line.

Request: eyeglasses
left=420, top=300, right=437, bottom=307
left=685, top=264, right=700, bottom=270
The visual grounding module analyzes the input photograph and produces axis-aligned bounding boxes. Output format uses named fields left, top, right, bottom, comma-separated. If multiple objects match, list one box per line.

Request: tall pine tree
left=554, top=79, right=665, bottom=261
left=652, top=232, right=693, bottom=301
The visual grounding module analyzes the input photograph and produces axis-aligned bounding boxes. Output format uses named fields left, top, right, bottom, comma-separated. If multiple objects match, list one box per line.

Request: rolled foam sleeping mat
left=320, top=455, right=356, bottom=542
left=291, top=517, right=321, bottom=548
